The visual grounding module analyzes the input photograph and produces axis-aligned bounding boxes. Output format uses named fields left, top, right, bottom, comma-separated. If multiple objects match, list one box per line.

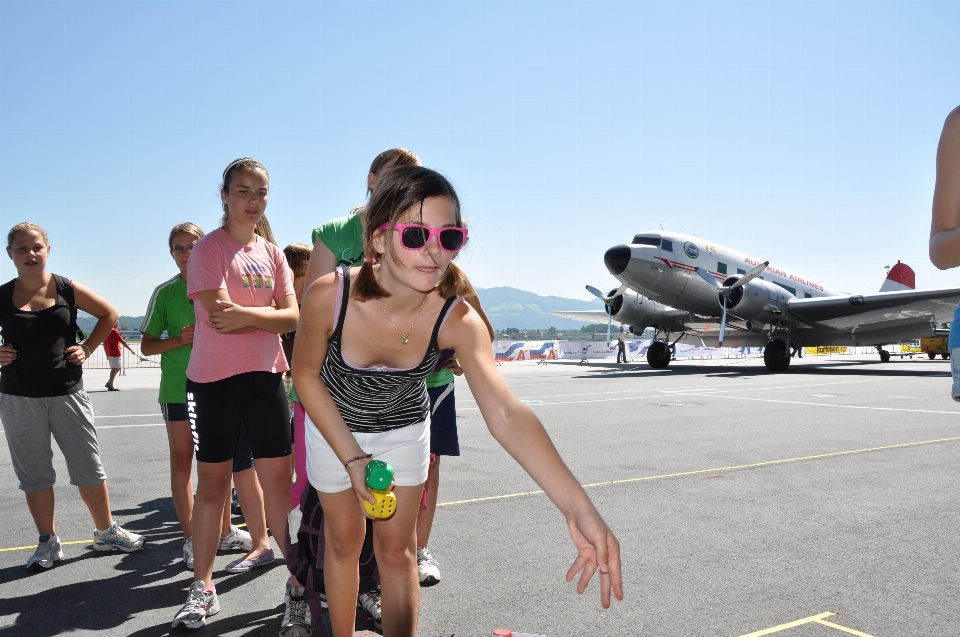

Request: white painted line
left=97, top=423, right=166, bottom=429
left=698, top=394, right=960, bottom=415
left=96, top=414, right=160, bottom=418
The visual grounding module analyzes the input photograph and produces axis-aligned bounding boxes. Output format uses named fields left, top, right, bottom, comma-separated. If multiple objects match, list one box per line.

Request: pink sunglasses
left=379, top=223, right=469, bottom=253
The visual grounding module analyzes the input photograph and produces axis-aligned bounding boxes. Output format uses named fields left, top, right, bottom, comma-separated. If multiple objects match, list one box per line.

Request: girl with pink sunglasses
left=293, top=166, right=623, bottom=637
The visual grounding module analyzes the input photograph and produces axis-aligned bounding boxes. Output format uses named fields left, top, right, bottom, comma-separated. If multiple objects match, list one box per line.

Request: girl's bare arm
left=198, top=289, right=299, bottom=335
left=72, top=281, right=119, bottom=362
left=442, top=302, right=623, bottom=608
left=930, top=106, right=960, bottom=269
left=303, top=238, right=338, bottom=291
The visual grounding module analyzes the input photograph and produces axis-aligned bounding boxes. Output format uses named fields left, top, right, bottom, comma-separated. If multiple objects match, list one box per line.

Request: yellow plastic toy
left=364, top=460, right=397, bottom=519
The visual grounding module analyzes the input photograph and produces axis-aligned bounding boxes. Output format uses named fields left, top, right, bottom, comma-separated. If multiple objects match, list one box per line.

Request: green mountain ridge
left=77, top=288, right=603, bottom=334
left=474, top=287, right=603, bottom=331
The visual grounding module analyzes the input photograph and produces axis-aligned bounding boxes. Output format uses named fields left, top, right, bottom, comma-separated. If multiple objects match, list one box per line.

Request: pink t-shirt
left=186, top=228, right=295, bottom=383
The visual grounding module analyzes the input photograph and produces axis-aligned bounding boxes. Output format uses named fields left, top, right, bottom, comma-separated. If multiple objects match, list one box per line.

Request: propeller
left=586, top=284, right=628, bottom=345
left=694, top=261, right=768, bottom=345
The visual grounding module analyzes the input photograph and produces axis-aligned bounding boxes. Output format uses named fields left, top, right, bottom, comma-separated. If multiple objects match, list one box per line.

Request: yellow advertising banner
left=805, top=346, right=848, bottom=355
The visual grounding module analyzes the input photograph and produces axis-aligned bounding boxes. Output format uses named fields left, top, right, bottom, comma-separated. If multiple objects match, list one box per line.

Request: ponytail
left=352, top=258, right=389, bottom=300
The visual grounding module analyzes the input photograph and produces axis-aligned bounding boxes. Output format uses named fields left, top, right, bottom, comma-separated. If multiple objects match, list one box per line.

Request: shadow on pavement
left=0, top=495, right=379, bottom=636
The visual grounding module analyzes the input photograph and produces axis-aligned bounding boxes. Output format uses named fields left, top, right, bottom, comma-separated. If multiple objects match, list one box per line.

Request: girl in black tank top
left=1, top=222, right=145, bottom=569
left=293, top=168, right=623, bottom=637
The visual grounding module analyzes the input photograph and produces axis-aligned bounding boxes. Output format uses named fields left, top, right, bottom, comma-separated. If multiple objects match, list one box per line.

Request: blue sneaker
left=26, top=534, right=63, bottom=570
left=92, top=521, right=145, bottom=553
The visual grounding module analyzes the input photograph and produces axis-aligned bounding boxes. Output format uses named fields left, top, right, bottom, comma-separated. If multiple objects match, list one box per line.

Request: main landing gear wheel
left=647, top=341, right=671, bottom=369
left=763, top=340, right=791, bottom=372
left=879, top=349, right=890, bottom=362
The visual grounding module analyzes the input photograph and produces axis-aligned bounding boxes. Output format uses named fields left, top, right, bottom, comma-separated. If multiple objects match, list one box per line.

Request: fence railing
left=83, top=341, right=161, bottom=370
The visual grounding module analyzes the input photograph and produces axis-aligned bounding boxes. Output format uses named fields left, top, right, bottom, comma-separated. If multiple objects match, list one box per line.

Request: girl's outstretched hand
left=565, top=507, right=623, bottom=608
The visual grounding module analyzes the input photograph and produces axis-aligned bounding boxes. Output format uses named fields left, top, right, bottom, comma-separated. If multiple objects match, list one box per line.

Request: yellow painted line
left=736, top=611, right=835, bottom=636
left=439, top=435, right=960, bottom=507
left=815, top=618, right=878, bottom=637
left=0, top=523, right=247, bottom=554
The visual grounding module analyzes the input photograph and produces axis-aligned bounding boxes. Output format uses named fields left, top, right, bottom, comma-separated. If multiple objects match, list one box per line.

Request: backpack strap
left=0, top=279, right=15, bottom=341
left=52, top=274, right=84, bottom=345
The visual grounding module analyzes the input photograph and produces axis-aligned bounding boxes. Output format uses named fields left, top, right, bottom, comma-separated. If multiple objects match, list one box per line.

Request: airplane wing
left=550, top=310, right=619, bottom=324
left=787, top=287, right=960, bottom=337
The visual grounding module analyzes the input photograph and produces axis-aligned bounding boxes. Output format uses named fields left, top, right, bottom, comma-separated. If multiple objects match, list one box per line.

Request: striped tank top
left=321, top=267, right=461, bottom=433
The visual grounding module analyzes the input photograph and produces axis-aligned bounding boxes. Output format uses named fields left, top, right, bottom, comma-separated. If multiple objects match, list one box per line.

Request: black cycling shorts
left=186, top=371, right=291, bottom=464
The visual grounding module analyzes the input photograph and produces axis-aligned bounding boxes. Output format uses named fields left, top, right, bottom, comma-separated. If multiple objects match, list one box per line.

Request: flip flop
left=224, top=549, right=275, bottom=573
left=105, top=385, right=120, bottom=391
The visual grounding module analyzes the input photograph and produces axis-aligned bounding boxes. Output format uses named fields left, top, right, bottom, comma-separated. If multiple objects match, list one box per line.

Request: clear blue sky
left=1, top=1, right=958, bottom=315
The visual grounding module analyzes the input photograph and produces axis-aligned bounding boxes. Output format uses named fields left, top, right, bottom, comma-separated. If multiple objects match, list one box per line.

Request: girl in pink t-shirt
left=171, top=158, right=306, bottom=633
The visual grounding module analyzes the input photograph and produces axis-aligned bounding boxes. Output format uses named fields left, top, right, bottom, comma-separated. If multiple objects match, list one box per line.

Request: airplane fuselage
left=605, top=231, right=844, bottom=320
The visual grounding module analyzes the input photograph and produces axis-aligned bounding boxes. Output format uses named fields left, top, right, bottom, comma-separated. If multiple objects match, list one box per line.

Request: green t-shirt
left=140, top=275, right=195, bottom=404
left=312, top=213, right=453, bottom=390
left=313, top=213, right=366, bottom=269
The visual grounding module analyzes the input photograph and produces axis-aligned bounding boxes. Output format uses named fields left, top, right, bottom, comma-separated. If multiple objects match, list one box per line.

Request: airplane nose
left=604, top=245, right=631, bottom=276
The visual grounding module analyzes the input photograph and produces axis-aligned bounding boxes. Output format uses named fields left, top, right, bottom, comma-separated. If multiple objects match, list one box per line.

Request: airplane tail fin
left=879, top=261, right=915, bottom=292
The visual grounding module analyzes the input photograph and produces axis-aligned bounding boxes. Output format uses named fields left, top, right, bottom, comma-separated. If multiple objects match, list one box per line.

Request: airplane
left=552, top=231, right=960, bottom=372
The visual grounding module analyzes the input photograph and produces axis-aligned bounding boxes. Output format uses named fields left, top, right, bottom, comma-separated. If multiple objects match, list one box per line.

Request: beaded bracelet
left=344, top=453, right=372, bottom=469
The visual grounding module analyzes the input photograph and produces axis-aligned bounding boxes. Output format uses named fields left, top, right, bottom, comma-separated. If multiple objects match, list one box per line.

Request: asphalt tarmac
left=1, top=353, right=959, bottom=637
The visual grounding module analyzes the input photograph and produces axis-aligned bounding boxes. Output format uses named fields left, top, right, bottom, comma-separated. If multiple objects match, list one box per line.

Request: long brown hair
left=219, top=158, right=277, bottom=244
left=283, top=243, right=312, bottom=279
left=366, top=148, right=421, bottom=196
left=353, top=166, right=472, bottom=301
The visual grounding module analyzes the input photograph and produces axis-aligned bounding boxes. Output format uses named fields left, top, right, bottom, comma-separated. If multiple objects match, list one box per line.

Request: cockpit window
left=661, top=239, right=673, bottom=252
left=632, top=235, right=661, bottom=247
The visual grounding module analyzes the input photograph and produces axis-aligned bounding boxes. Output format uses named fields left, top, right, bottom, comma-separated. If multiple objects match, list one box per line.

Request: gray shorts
left=0, top=391, right=107, bottom=492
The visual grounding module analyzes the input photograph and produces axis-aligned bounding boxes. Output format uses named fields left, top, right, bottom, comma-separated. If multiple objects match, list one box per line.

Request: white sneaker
left=356, top=589, right=382, bottom=630
left=92, top=521, right=145, bottom=553
left=171, top=580, right=220, bottom=629
left=279, top=581, right=313, bottom=637
left=183, top=537, right=194, bottom=570
left=218, top=524, right=252, bottom=552
left=26, top=534, right=63, bottom=570
left=417, top=546, right=441, bottom=587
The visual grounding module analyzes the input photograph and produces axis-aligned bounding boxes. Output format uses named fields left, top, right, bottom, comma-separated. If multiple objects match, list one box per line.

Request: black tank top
left=0, top=275, right=84, bottom=397
left=320, top=267, right=460, bottom=433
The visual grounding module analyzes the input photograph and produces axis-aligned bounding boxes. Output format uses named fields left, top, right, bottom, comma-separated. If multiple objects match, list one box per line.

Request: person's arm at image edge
left=929, top=106, right=960, bottom=269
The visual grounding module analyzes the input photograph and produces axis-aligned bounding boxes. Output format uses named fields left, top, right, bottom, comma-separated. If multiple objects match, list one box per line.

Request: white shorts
left=304, top=412, right=430, bottom=494
left=107, top=357, right=122, bottom=369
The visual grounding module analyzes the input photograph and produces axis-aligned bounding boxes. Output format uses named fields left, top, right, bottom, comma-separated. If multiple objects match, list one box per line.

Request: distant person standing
left=929, top=105, right=960, bottom=399
left=103, top=322, right=139, bottom=391
left=616, top=326, right=627, bottom=363
left=0, top=222, right=145, bottom=570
